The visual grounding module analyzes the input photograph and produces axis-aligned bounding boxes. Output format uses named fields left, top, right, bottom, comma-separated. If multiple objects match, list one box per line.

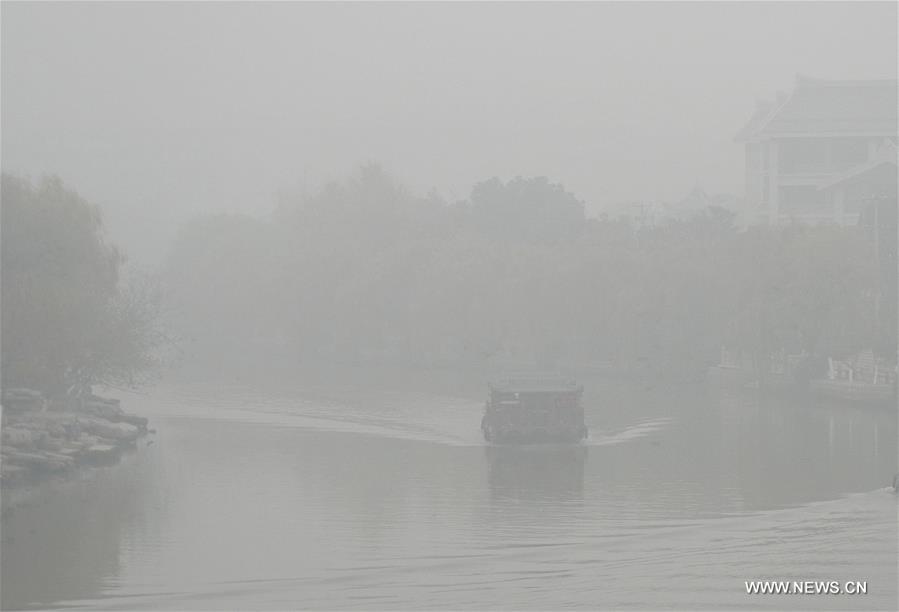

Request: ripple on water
left=4, top=382, right=894, bottom=611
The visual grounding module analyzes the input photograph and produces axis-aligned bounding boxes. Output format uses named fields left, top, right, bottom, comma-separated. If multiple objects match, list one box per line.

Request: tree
left=1, top=174, right=167, bottom=393
left=723, top=223, right=878, bottom=382
left=469, top=176, right=586, bottom=245
left=159, top=163, right=884, bottom=381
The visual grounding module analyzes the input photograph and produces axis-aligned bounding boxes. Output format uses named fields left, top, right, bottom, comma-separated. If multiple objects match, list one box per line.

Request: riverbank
left=0, top=389, right=152, bottom=489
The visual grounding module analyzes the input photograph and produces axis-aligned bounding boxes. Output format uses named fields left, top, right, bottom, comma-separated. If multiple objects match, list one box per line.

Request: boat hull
left=482, top=425, right=588, bottom=445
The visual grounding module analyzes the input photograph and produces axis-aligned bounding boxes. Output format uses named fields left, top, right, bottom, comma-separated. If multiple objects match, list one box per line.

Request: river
left=2, top=370, right=897, bottom=610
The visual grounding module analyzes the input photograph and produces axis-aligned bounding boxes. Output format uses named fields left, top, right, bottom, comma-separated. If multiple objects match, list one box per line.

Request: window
left=778, top=138, right=828, bottom=174
left=779, top=186, right=829, bottom=215
left=843, top=181, right=868, bottom=214
left=830, top=138, right=868, bottom=170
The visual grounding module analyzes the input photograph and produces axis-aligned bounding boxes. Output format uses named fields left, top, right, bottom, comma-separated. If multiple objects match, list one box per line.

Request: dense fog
left=3, top=2, right=896, bottom=265
left=1, top=2, right=897, bottom=611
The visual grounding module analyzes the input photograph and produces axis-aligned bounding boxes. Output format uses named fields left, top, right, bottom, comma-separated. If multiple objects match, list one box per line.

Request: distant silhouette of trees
left=2, top=167, right=881, bottom=390
left=470, top=176, right=586, bottom=245
left=724, top=223, right=878, bottom=377
left=161, top=164, right=886, bottom=379
left=1, top=174, right=167, bottom=393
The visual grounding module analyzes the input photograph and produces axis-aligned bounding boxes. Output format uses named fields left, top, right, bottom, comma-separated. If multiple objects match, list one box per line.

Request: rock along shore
left=0, top=388, right=151, bottom=487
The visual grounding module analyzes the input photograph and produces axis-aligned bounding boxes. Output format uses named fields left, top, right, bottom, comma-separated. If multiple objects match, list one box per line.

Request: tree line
left=2, top=167, right=890, bottom=392
left=162, top=164, right=891, bottom=381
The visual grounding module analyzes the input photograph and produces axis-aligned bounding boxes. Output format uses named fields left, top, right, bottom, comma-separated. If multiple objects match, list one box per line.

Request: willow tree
left=1, top=174, right=166, bottom=394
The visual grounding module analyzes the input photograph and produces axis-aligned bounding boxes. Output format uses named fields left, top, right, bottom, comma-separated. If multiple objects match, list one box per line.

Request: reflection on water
left=1, top=375, right=897, bottom=610
left=0, top=447, right=153, bottom=610
left=485, top=445, right=587, bottom=502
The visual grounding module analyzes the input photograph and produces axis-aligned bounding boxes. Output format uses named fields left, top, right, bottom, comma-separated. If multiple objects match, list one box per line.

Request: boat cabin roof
left=489, top=375, right=582, bottom=394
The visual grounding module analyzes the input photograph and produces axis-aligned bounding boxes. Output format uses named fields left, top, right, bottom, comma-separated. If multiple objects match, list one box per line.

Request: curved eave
left=818, top=156, right=898, bottom=191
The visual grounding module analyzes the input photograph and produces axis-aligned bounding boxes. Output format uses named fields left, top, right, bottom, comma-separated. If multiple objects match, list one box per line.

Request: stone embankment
left=0, top=388, right=151, bottom=486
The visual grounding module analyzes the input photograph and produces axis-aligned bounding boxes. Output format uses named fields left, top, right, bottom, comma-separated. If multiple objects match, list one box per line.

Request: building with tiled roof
left=736, top=75, right=897, bottom=225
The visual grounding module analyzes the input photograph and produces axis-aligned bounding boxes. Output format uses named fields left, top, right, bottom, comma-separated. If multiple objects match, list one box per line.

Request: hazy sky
left=3, top=1, right=896, bottom=265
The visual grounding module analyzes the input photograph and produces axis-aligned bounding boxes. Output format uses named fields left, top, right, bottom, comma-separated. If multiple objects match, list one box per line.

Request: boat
left=481, top=374, right=587, bottom=444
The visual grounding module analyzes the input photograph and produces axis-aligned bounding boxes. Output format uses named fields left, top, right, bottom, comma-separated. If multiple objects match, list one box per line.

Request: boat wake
left=586, top=418, right=671, bottom=447
left=126, top=384, right=675, bottom=450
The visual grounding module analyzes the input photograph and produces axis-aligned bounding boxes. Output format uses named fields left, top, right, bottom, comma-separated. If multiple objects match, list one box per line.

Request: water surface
left=2, top=372, right=896, bottom=610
